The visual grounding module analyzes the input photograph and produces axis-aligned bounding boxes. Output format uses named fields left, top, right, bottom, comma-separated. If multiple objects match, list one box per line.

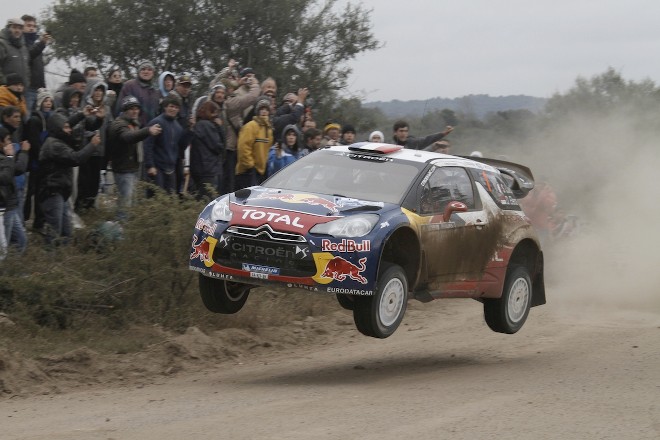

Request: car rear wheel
left=353, top=263, right=408, bottom=338
left=198, top=274, right=250, bottom=314
left=484, top=265, right=531, bottom=334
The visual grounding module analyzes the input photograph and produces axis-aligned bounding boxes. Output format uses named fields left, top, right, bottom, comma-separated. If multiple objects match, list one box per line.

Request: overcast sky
left=11, top=0, right=660, bottom=101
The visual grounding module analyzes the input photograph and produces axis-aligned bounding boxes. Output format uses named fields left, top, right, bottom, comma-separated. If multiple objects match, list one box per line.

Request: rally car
left=189, top=143, right=545, bottom=338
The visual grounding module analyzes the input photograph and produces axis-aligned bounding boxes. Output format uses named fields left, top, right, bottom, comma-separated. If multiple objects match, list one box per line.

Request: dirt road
left=2, top=293, right=659, bottom=440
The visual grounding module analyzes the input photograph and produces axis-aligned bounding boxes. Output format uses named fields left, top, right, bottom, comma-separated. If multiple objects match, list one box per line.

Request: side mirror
left=443, top=201, right=468, bottom=222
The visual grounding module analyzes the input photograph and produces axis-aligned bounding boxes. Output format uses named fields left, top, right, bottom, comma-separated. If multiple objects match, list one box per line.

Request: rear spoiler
left=458, top=156, right=535, bottom=199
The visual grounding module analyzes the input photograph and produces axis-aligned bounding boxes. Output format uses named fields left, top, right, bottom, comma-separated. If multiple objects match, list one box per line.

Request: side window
left=470, top=169, right=520, bottom=210
left=420, top=167, right=475, bottom=215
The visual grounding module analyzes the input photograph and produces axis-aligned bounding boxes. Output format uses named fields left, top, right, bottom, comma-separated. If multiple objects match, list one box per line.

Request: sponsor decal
left=190, top=266, right=233, bottom=280
left=491, top=251, right=504, bottom=262
left=230, top=203, right=338, bottom=234
left=287, top=283, right=320, bottom=292
left=327, top=287, right=373, bottom=295
left=319, top=255, right=368, bottom=284
left=250, top=272, right=269, bottom=280
left=231, top=242, right=304, bottom=260
left=320, top=239, right=371, bottom=253
left=218, top=234, right=230, bottom=247
left=420, top=167, right=435, bottom=187
left=380, top=221, right=390, bottom=229
left=347, top=153, right=393, bottom=162
left=195, top=218, right=217, bottom=235
left=242, top=263, right=281, bottom=275
left=295, top=245, right=310, bottom=258
left=254, top=192, right=339, bottom=213
left=190, top=235, right=218, bottom=268
left=240, top=208, right=305, bottom=229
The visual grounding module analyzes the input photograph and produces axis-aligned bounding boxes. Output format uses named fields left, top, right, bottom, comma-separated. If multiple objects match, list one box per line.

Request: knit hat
left=5, top=73, right=24, bottom=86
left=36, top=88, right=54, bottom=110
left=255, top=98, right=271, bottom=112
left=324, top=122, right=341, bottom=134
left=342, top=124, right=356, bottom=135
left=161, top=93, right=182, bottom=107
left=69, top=69, right=86, bottom=85
left=138, top=60, right=155, bottom=71
left=121, top=95, right=141, bottom=111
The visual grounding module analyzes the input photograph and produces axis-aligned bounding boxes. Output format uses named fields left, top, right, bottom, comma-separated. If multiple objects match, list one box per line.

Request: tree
left=43, top=0, right=380, bottom=113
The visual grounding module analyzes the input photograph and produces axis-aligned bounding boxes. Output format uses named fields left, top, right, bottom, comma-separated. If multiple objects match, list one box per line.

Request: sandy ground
left=1, top=289, right=659, bottom=440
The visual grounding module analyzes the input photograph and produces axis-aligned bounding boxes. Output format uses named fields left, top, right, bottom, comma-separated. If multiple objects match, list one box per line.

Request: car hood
left=233, top=187, right=395, bottom=217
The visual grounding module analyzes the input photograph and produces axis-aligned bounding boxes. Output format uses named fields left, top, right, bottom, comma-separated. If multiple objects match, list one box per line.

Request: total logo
left=320, top=239, right=371, bottom=253
left=239, top=208, right=304, bottom=229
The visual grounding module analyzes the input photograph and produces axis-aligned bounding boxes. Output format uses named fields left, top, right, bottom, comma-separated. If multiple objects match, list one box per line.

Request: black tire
left=353, top=263, right=408, bottom=339
left=336, top=293, right=355, bottom=311
left=198, top=274, right=250, bottom=314
left=484, top=265, right=532, bottom=334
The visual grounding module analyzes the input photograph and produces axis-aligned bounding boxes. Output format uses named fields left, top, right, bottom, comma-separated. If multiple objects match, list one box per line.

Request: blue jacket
left=143, top=113, right=187, bottom=172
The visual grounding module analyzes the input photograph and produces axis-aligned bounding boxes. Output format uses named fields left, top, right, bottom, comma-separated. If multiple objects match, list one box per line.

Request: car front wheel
left=484, top=265, right=532, bottom=334
left=353, top=263, right=408, bottom=338
left=198, top=274, right=250, bottom=314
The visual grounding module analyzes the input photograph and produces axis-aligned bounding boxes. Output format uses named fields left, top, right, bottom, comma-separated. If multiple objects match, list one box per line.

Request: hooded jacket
left=224, top=80, right=260, bottom=152
left=38, top=113, right=98, bottom=199
left=0, top=27, right=30, bottom=87
left=236, top=115, right=273, bottom=176
left=267, top=124, right=304, bottom=177
left=157, top=71, right=175, bottom=98
left=82, top=78, right=113, bottom=157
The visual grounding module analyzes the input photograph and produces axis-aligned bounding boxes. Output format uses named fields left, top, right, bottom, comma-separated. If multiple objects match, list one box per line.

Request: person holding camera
left=76, top=78, right=113, bottom=212
left=219, top=64, right=260, bottom=194
left=38, top=113, right=101, bottom=245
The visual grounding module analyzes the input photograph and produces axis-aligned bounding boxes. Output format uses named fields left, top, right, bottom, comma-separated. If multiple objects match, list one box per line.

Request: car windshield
left=263, top=150, right=425, bottom=204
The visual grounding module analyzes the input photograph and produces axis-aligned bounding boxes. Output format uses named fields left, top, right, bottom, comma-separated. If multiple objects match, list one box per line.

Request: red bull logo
left=321, top=239, right=371, bottom=253
left=190, top=235, right=218, bottom=268
left=255, top=192, right=338, bottom=213
left=321, top=256, right=368, bottom=284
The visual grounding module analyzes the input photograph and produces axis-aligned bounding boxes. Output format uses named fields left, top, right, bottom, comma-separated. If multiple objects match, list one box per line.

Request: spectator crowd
left=0, top=15, right=454, bottom=260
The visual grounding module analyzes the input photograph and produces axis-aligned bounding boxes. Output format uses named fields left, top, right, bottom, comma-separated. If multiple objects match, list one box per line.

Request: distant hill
left=364, top=94, right=547, bottom=119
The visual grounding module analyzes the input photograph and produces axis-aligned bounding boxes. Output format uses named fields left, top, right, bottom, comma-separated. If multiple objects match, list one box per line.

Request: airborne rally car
left=189, top=143, right=545, bottom=338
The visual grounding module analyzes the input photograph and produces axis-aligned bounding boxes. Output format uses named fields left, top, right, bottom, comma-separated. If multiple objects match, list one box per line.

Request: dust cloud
left=510, top=112, right=660, bottom=315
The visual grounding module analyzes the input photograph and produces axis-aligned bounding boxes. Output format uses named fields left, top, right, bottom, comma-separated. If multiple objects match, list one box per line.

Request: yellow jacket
left=236, top=116, right=274, bottom=175
left=0, top=86, right=27, bottom=118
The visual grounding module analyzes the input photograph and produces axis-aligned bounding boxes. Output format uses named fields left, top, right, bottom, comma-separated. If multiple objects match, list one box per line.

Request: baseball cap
left=7, top=18, right=25, bottom=27
left=177, top=73, right=192, bottom=84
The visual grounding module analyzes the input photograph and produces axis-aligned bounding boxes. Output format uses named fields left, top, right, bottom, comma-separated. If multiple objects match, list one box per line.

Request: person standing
left=38, top=113, right=100, bottom=245
left=267, top=124, right=304, bottom=177
left=0, top=18, right=29, bottom=91
left=189, top=100, right=224, bottom=200
left=220, top=72, right=260, bottom=194
left=21, top=15, right=52, bottom=113
left=143, top=94, right=187, bottom=193
left=0, top=126, right=29, bottom=256
left=23, top=88, right=53, bottom=231
left=391, top=120, right=453, bottom=150
left=107, top=96, right=161, bottom=217
left=116, top=61, right=160, bottom=127
left=235, top=98, right=273, bottom=190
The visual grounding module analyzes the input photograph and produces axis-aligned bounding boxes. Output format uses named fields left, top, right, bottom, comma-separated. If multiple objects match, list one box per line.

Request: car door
left=418, top=166, right=492, bottom=282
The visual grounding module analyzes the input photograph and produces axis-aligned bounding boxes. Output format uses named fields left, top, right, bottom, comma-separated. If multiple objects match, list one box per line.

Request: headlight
left=210, top=196, right=232, bottom=222
left=310, top=214, right=379, bottom=237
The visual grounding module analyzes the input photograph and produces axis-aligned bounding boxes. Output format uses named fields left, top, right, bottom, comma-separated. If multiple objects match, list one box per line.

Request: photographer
left=38, top=113, right=101, bottom=245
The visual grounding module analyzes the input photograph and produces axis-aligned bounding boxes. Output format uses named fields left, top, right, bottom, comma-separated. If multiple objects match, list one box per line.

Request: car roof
left=325, top=143, right=499, bottom=172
